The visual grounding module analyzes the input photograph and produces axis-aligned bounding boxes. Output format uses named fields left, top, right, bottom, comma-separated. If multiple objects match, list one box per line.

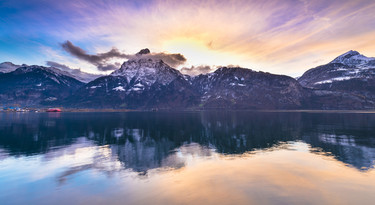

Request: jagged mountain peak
left=11, top=65, right=85, bottom=86
left=214, top=66, right=253, bottom=74
left=110, top=58, right=183, bottom=85
left=338, top=50, right=360, bottom=57
left=0, top=64, right=84, bottom=106
left=136, top=48, right=151, bottom=55
left=15, top=65, right=70, bottom=76
left=330, top=50, right=374, bottom=66
left=14, top=65, right=45, bottom=73
left=120, top=58, right=166, bottom=68
left=298, top=49, right=375, bottom=93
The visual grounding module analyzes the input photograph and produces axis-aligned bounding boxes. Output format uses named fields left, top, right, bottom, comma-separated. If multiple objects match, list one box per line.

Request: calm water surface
left=1, top=111, right=375, bottom=205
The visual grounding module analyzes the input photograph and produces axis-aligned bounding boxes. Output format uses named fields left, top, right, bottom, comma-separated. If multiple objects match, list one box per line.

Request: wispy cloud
left=128, top=50, right=187, bottom=68
left=61, top=41, right=187, bottom=71
left=61, top=40, right=127, bottom=71
left=180, top=65, right=213, bottom=76
left=1, top=0, right=375, bottom=76
left=45, top=61, right=102, bottom=82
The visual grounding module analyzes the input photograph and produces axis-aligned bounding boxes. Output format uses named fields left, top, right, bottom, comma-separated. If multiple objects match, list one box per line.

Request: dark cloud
left=46, top=61, right=71, bottom=70
left=180, top=65, right=213, bottom=76
left=46, top=61, right=103, bottom=82
left=61, top=41, right=129, bottom=71
left=129, top=51, right=186, bottom=68
left=61, top=41, right=187, bottom=71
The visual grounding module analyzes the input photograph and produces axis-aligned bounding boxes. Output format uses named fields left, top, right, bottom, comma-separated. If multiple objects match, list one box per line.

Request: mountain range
left=1, top=50, right=375, bottom=110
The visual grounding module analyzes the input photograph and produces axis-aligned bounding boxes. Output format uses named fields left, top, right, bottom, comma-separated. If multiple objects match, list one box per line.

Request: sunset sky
left=1, top=0, right=375, bottom=76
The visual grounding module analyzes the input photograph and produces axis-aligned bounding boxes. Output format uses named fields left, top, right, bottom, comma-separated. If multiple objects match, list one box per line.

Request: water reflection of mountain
left=304, top=133, right=375, bottom=170
left=300, top=113, right=375, bottom=170
left=0, top=112, right=375, bottom=171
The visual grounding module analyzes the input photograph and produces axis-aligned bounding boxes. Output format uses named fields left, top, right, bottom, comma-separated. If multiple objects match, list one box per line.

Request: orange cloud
left=47, top=0, right=375, bottom=76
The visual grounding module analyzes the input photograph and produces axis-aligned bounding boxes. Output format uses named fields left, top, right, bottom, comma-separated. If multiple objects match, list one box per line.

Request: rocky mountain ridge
left=0, top=65, right=84, bottom=106
left=298, top=50, right=375, bottom=109
left=1, top=50, right=375, bottom=110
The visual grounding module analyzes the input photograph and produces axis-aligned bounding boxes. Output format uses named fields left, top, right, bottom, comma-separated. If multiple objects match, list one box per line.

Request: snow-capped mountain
left=53, top=67, right=102, bottom=83
left=0, top=65, right=84, bottom=106
left=65, top=53, right=375, bottom=110
left=297, top=50, right=375, bottom=109
left=1, top=61, right=100, bottom=83
left=111, top=58, right=183, bottom=85
left=65, top=58, right=199, bottom=109
left=66, top=59, right=306, bottom=109
left=2, top=49, right=375, bottom=110
left=0, top=62, right=22, bottom=73
left=298, top=50, right=375, bottom=88
left=330, top=50, right=375, bottom=67
left=192, top=67, right=305, bottom=109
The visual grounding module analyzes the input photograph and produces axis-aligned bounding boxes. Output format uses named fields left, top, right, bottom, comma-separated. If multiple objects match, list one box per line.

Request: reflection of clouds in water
left=15, top=132, right=374, bottom=186
left=0, top=148, right=9, bottom=160
left=143, top=143, right=375, bottom=205
left=2, top=112, right=375, bottom=204
left=55, top=142, right=215, bottom=183
left=2, top=140, right=375, bottom=205
left=34, top=133, right=216, bottom=184
left=1, top=112, right=375, bottom=175
left=53, top=144, right=124, bottom=184
left=29, top=138, right=123, bottom=183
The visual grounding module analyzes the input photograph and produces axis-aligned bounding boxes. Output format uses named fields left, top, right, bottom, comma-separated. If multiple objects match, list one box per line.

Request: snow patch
left=134, top=83, right=144, bottom=87
left=113, top=86, right=125, bottom=91
left=331, top=50, right=375, bottom=66
left=131, top=87, right=142, bottom=91
left=315, top=76, right=356, bottom=85
left=230, top=83, right=246, bottom=86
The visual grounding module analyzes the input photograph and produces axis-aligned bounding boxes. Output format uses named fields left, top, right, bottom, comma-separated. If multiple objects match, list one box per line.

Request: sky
left=0, top=0, right=375, bottom=77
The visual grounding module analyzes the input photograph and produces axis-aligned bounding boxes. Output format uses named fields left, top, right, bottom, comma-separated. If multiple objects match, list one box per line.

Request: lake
left=1, top=111, right=375, bottom=205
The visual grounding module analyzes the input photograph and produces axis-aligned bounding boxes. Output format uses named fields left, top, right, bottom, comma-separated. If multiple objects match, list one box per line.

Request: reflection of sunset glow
left=141, top=143, right=375, bottom=205
left=2, top=141, right=375, bottom=204
left=1, top=112, right=375, bottom=204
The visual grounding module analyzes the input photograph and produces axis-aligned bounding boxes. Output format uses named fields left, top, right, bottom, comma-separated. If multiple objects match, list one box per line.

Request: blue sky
left=1, top=0, right=375, bottom=76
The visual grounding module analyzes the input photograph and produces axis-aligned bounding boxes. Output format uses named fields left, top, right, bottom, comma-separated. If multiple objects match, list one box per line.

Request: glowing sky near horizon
left=1, top=0, right=375, bottom=76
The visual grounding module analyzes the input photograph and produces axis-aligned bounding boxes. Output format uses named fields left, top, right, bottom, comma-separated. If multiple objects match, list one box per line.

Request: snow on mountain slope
left=65, top=58, right=198, bottom=109
left=330, top=50, right=375, bottom=67
left=13, top=65, right=84, bottom=86
left=298, top=50, right=375, bottom=88
left=0, top=65, right=84, bottom=106
left=192, top=66, right=305, bottom=109
left=111, top=58, right=183, bottom=86
left=0, top=61, right=101, bottom=83
left=0, top=62, right=22, bottom=73
left=53, top=67, right=102, bottom=83
left=297, top=51, right=375, bottom=109
left=81, top=58, right=185, bottom=98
